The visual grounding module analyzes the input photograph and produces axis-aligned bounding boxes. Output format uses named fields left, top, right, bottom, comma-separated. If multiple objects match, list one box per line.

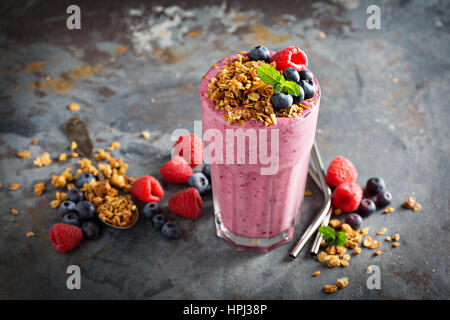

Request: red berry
left=160, top=156, right=194, bottom=184
left=332, top=182, right=363, bottom=213
left=173, top=134, right=203, bottom=167
left=49, top=223, right=83, bottom=253
left=325, top=156, right=358, bottom=187
left=131, top=176, right=164, bottom=203
left=168, top=187, right=203, bottom=219
left=270, top=46, right=308, bottom=72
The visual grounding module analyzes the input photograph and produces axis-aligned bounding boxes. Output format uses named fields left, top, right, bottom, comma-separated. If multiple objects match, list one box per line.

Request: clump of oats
left=206, top=54, right=305, bottom=126
left=34, top=183, right=45, bottom=196
left=33, top=152, right=52, bottom=167
left=17, top=151, right=30, bottom=158
left=9, top=183, right=20, bottom=190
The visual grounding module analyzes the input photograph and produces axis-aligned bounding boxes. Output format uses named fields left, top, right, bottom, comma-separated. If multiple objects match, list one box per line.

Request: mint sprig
left=257, top=65, right=301, bottom=96
left=318, top=226, right=347, bottom=247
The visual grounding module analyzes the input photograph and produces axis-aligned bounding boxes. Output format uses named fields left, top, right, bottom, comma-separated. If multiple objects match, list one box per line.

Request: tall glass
left=200, top=54, right=320, bottom=252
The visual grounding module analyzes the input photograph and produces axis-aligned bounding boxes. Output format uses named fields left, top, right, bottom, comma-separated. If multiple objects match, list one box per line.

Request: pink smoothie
left=200, top=53, right=320, bottom=252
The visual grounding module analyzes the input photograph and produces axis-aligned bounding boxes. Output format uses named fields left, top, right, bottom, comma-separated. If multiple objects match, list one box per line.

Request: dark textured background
left=0, top=0, right=449, bottom=299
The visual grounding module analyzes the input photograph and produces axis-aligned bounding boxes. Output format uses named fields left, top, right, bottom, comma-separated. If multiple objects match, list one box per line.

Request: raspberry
left=130, top=176, right=164, bottom=203
left=160, top=156, right=194, bottom=184
left=173, top=134, right=203, bottom=167
left=168, top=187, right=203, bottom=219
left=325, top=156, right=358, bottom=187
left=270, top=46, right=308, bottom=72
left=49, top=223, right=83, bottom=253
left=332, top=182, right=363, bottom=213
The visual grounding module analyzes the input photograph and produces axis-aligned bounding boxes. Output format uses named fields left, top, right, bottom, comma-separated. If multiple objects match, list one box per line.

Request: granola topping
left=206, top=54, right=308, bottom=126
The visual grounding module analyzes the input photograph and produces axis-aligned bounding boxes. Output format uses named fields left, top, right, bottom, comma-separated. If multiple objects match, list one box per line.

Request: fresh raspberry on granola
left=173, top=134, right=204, bottom=167
left=160, top=156, right=194, bottom=184
left=332, top=182, right=363, bottom=213
left=130, top=176, right=164, bottom=203
left=325, top=156, right=358, bottom=187
left=270, top=46, right=308, bottom=72
left=49, top=223, right=83, bottom=253
left=168, top=187, right=203, bottom=219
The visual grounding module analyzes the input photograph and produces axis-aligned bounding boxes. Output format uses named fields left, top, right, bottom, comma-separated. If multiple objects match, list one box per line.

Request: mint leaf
left=318, top=226, right=335, bottom=241
left=336, top=231, right=347, bottom=247
left=282, top=81, right=301, bottom=96
left=257, top=65, right=282, bottom=86
left=273, top=83, right=282, bottom=93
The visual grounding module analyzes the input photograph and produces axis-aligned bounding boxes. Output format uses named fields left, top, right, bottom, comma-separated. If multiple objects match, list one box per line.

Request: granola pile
left=206, top=54, right=306, bottom=126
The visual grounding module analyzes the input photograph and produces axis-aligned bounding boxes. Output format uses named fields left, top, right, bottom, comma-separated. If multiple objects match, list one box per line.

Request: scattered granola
left=71, top=152, right=79, bottom=158
left=17, top=151, right=30, bottom=158
left=323, top=285, right=338, bottom=293
left=34, top=183, right=45, bottom=196
left=374, top=250, right=382, bottom=255
left=141, top=131, right=150, bottom=139
left=11, top=209, right=18, bottom=215
left=59, top=153, right=67, bottom=161
left=385, top=236, right=392, bottom=242
left=32, top=138, right=38, bottom=145
left=304, top=190, right=313, bottom=196
left=33, top=152, right=52, bottom=167
left=383, top=207, right=394, bottom=213
left=312, top=271, right=320, bottom=277
left=353, top=247, right=361, bottom=255
left=107, top=141, right=120, bottom=152
left=333, top=208, right=342, bottom=215
left=68, top=103, right=80, bottom=111
left=336, top=277, right=348, bottom=288
left=403, top=196, right=416, bottom=209
left=26, top=231, right=35, bottom=238
left=51, top=168, right=73, bottom=188
left=377, top=228, right=387, bottom=235
left=393, top=242, right=400, bottom=247
left=412, top=202, right=422, bottom=212
left=392, top=233, right=400, bottom=241
left=206, top=54, right=306, bottom=126
left=70, top=141, right=78, bottom=150
left=329, top=219, right=342, bottom=229
left=50, top=192, right=67, bottom=208
left=9, top=183, right=20, bottom=190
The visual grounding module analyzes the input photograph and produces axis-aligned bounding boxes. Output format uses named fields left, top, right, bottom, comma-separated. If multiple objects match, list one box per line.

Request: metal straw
left=289, top=141, right=331, bottom=258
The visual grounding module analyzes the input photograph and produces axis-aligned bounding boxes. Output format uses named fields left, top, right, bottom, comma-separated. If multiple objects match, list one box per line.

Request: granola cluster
left=206, top=54, right=305, bottom=126
left=47, top=149, right=137, bottom=227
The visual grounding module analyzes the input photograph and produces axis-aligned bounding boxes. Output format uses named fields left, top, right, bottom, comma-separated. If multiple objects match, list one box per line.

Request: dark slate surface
left=0, top=0, right=449, bottom=299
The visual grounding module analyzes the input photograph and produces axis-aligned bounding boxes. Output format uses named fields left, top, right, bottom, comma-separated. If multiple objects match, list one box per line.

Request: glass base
left=215, top=213, right=294, bottom=253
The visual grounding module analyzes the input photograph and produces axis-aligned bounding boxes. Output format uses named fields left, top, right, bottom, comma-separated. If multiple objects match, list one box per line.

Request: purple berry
left=82, top=221, right=100, bottom=240
left=375, top=190, right=392, bottom=208
left=359, top=199, right=376, bottom=215
left=366, top=177, right=386, bottom=195
left=345, top=213, right=363, bottom=231
left=67, top=188, right=84, bottom=203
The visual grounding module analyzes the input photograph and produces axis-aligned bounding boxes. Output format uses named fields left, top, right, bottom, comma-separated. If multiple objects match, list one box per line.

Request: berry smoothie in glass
left=200, top=46, right=320, bottom=252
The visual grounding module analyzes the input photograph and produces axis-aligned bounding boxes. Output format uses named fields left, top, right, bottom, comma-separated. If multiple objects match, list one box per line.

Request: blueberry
left=270, top=92, right=293, bottom=109
left=299, top=69, right=314, bottom=84
left=76, top=201, right=96, bottom=220
left=299, top=80, right=316, bottom=99
left=82, top=220, right=100, bottom=240
left=359, top=199, right=376, bottom=216
left=248, top=45, right=270, bottom=62
left=202, top=164, right=211, bottom=181
left=58, top=200, right=77, bottom=216
left=152, top=214, right=166, bottom=231
left=67, top=188, right=84, bottom=203
left=366, top=177, right=386, bottom=195
left=62, top=212, right=82, bottom=227
left=142, top=202, right=160, bottom=219
left=375, top=190, right=392, bottom=208
left=344, top=213, right=363, bottom=231
left=161, top=221, right=181, bottom=240
left=283, top=67, right=300, bottom=83
left=75, top=172, right=96, bottom=188
left=188, top=172, right=209, bottom=194
left=292, top=85, right=305, bottom=104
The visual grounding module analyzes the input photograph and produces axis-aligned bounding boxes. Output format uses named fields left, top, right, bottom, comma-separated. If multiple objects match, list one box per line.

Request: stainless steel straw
left=289, top=141, right=331, bottom=258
